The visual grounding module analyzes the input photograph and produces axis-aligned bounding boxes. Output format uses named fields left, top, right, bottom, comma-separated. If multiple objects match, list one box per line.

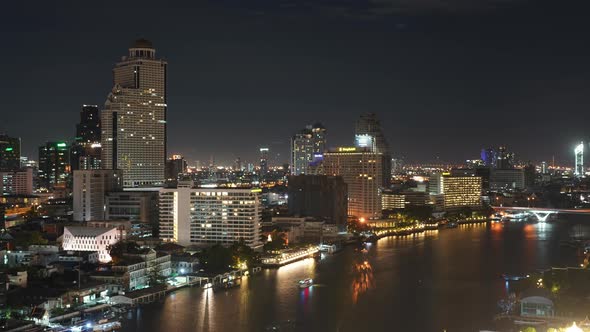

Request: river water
left=121, top=216, right=589, bottom=332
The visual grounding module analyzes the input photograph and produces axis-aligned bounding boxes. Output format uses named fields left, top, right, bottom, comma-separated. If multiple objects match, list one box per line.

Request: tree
left=231, top=240, right=260, bottom=269
left=13, top=231, right=48, bottom=249
left=263, top=231, right=287, bottom=251
left=521, top=327, right=536, bottom=332
left=107, top=241, right=140, bottom=264
left=147, top=263, right=167, bottom=286
left=198, top=244, right=233, bottom=273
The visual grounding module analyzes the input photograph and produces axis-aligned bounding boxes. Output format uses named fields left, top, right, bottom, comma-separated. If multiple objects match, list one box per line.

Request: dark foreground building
left=288, top=175, right=348, bottom=225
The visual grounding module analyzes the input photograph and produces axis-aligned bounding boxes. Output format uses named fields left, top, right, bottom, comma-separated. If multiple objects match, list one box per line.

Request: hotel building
left=159, top=187, right=263, bottom=249
left=323, top=147, right=385, bottom=219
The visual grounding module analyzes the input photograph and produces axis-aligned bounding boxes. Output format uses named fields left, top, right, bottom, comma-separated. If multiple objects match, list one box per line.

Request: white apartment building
left=159, top=187, right=263, bottom=249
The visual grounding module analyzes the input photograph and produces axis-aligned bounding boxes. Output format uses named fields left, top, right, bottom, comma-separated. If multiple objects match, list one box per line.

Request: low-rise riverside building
left=90, top=249, right=171, bottom=290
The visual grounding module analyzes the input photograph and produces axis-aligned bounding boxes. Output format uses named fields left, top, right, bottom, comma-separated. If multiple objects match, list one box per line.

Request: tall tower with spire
left=101, top=39, right=167, bottom=187
left=354, top=113, right=391, bottom=187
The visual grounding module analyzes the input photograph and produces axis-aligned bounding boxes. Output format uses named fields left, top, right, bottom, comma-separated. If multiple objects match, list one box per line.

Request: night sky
left=1, top=0, right=589, bottom=166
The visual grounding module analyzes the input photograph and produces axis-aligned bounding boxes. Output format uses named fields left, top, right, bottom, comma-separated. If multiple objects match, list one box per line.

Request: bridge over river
left=492, top=206, right=590, bottom=222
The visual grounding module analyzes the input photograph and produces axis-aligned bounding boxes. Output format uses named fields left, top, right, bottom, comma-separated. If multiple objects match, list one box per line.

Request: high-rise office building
left=354, top=113, right=391, bottom=186
left=73, top=170, right=123, bottom=221
left=259, top=148, right=269, bottom=175
left=71, top=105, right=102, bottom=171
left=442, top=176, right=482, bottom=209
left=496, top=146, right=514, bottom=169
left=490, top=169, right=525, bottom=190
left=101, top=39, right=167, bottom=188
left=429, top=173, right=482, bottom=209
left=287, top=175, right=347, bottom=225
left=0, top=135, right=21, bottom=171
left=481, top=148, right=496, bottom=168
left=165, top=154, right=187, bottom=181
left=105, top=191, right=159, bottom=225
left=234, top=157, right=242, bottom=171
left=38, top=142, right=70, bottom=190
left=290, top=123, right=326, bottom=176
left=0, top=168, right=33, bottom=196
left=540, top=161, right=548, bottom=174
left=381, top=191, right=406, bottom=210
left=323, top=147, right=385, bottom=219
left=355, top=113, right=389, bottom=155
left=575, top=142, right=584, bottom=178
left=159, top=187, right=263, bottom=249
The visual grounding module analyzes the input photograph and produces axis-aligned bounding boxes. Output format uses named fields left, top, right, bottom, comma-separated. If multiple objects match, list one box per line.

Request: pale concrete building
left=62, top=226, right=122, bottom=263
left=73, top=169, right=122, bottom=221
left=159, top=187, right=263, bottom=249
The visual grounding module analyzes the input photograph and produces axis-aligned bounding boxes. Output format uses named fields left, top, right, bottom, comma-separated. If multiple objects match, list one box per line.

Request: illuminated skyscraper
left=101, top=39, right=167, bottom=187
left=259, top=147, right=269, bottom=175
left=38, top=142, right=70, bottom=190
left=71, top=105, right=102, bottom=171
left=0, top=134, right=21, bottom=171
left=354, top=113, right=391, bottom=186
left=496, top=146, right=514, bottom=169
left=290, top=123, right=326, bottom=175
left=323, top=147, right=384, bottom=219
left=575, top=142, right=584, bottom=178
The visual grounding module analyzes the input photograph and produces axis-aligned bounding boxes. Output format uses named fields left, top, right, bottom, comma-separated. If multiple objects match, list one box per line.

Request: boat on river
left=298, top=278, right=313, bottom=288
left=501, top=273, right=529, bottom=281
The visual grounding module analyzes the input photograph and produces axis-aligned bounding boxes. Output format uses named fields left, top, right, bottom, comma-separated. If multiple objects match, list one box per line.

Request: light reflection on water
left=122, top=216, right=586, bottom=332
left=351, top=260, right=374, bottom=304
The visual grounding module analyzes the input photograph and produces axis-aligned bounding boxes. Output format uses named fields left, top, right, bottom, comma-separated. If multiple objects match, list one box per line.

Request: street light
left=565, top=322, right=582, bottom=332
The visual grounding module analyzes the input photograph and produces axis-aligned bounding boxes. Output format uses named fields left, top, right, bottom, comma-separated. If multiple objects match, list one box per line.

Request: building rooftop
left=65, top=226, right=117, bottom=237
left=133, top=38, right=153, bottom=49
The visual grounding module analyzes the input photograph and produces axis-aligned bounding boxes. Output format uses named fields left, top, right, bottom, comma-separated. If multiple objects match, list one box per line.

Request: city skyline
left=2, top=1, right=590, bottom=165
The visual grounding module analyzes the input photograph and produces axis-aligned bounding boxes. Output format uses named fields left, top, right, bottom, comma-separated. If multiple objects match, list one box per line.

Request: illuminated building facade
left=259, top=148, right=269, bottom=175
left=62, top=226, right=121, bottom=263
left=575, top=142, right=584, bottom=178
left=71, top=105, right=102, bottom=171
left=443, top=176, right=482, bottom=209
left=0, top=168, right=33, bottom=196
left=381, top=191, right=405, bottom=210
left=38, top=142, right=70, bottom=190
left=73, top=170, right=123, bottom=221
left=159, top=187, right=263, bottom=249
left=429, top=173, right=482, bottom=209
left=323, top=147, right=384, bottom=219
left=290, top=123, right=327, bottom=175
left=101, top=39, right=167, bottom=187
